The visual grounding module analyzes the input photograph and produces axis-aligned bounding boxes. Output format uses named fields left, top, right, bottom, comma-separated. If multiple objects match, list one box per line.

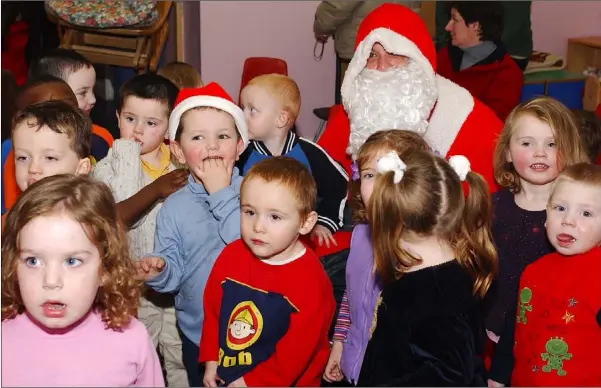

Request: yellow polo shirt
left=141, top=143, right=171, bottom=180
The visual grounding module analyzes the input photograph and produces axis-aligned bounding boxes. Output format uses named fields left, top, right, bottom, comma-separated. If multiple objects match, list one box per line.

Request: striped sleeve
left=333, top=289, right=351, bottom=342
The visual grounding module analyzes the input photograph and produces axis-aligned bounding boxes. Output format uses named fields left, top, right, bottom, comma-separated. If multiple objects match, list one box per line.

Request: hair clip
left=376, top=151, right=407, bottom=184
left=448, top=155, right=471, bottom=181
left=351, top=161, right=360, bottom=181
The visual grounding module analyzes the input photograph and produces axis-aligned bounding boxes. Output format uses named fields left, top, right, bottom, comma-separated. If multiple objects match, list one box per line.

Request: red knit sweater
left=511, top=247, right=601, bottom=386
left=198, top=239, right=335, bottom=387
left=437, top=44, right=523, bottom=122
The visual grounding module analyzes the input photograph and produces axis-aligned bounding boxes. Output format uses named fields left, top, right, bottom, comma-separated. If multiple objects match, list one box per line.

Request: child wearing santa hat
left=135, top=82, right=249, bottom=387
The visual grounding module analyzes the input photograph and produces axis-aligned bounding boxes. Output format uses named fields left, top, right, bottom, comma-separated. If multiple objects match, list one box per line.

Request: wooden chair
left=46, top=1, right=172, bottom=73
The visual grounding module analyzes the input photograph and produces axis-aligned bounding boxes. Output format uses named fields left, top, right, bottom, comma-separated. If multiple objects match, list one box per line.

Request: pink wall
left=200, top=1, right=336, bottom=139
left=531, top=1, right=601, bottom=57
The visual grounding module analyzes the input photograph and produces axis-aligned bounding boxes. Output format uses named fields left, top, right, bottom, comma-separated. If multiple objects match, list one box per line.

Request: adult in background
left=317, top=3, right=503, bottom=191
left=436, top=1, right=533, bottom=71
left=437, top=1, right=523, bottom=121
left=313, top=0, right=422, bottom=104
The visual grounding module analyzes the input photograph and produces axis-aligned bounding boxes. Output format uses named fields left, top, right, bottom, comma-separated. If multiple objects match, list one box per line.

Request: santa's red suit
left=318, top=3, right=503, bottom=192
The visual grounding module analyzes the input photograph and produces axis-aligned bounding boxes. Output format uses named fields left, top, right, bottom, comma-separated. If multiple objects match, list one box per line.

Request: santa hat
left=168, top=82, right=248, bottom=148
left=341, top=3, right=437, bottom=105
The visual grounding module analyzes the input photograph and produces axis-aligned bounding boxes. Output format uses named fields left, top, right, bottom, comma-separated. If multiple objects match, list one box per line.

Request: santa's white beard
left=343, top=61, right=438, bottom=159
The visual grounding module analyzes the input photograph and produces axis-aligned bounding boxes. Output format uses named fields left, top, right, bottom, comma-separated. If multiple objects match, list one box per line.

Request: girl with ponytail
left=358, top=150, right=497, bottom=387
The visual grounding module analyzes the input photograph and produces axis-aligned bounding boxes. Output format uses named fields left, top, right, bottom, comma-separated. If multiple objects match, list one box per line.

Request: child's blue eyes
left=23, top=257, right=83, bottom=267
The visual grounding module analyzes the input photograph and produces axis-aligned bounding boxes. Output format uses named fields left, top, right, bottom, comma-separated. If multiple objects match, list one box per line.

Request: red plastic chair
left=238, top=57, right=288, bottom=103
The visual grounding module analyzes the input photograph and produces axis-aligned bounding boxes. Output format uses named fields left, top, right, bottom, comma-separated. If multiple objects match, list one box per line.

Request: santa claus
left=318, top=3, right=503, bottom=191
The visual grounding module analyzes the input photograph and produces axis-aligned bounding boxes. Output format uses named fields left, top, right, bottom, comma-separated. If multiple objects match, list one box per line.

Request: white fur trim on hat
left=341, top=28, right=435, bottom=107
left=168, top=95, right=249, bottom=149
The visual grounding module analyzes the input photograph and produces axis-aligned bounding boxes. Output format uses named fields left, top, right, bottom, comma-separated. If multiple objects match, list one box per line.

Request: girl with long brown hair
left=357, top=149, right=497, bottom=386
left=324, top=130, right=430, bottom=386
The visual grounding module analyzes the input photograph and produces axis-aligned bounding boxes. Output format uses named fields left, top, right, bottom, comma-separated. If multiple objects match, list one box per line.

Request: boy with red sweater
left=199, top=157, right=335, bottom=387
left=489, top=163, right=601, bottom=387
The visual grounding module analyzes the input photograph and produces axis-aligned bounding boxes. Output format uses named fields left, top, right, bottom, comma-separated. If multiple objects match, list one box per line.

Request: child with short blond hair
left=239, top=74, right=348, bottom=250
left=200, top=156, right=335, bottom=387
left=135, top=82, right=249, bottom=387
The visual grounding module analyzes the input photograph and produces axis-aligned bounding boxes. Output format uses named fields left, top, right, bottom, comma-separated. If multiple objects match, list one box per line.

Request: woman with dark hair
left=436, top=1, right=523, bottom=121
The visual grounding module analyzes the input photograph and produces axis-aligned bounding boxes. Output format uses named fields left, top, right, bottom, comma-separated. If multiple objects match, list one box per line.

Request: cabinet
left=521, top=70, right=585, bottom=109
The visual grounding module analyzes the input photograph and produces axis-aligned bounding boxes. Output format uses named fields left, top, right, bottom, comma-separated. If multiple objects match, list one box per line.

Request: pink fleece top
left=1, top=310, right=165, bottom=387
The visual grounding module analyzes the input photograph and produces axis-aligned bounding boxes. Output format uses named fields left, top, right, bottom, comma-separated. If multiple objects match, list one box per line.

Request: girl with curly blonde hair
left=1, top=174, right=165, bottom=387
left=485, top=96, right=589, bottom=347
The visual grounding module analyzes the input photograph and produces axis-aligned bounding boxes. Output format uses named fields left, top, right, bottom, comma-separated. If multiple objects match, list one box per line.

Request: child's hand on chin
left=193, top=158, right=233, bottom=194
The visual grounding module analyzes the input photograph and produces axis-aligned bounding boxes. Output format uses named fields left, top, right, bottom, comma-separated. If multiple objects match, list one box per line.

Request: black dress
left=358, top=260, right=488, bottom=387
left=485, top=189, right=554, bottom=336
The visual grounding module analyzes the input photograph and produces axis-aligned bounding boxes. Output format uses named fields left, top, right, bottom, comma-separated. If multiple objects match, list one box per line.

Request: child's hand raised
left=193, top=158, right=233, bottom=194
left=203, top=361, right=225, bottom=387
left=134, top=256, right=165, bottom=281
left=151, top=168, right=189, bottom=199
left=311, top=225, right=338, bottom=248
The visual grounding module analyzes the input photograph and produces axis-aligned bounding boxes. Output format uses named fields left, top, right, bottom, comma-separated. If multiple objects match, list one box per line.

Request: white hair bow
left=448, top=155, right=471, bottom=181
left=376, top=151, right=407, bottom=184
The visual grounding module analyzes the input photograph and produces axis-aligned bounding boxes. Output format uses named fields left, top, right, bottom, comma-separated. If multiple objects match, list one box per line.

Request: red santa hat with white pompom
left=168, top=82, right=249, bottom=150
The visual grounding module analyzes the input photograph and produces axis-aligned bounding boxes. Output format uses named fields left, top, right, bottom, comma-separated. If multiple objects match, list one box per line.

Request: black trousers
left=179, top=327, right=204, bottom=387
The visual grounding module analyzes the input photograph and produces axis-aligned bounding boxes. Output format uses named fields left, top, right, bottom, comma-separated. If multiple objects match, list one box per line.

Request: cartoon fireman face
left=226, top=302, right=263, bottom=351
left=229, top=310, right=256, bottom=340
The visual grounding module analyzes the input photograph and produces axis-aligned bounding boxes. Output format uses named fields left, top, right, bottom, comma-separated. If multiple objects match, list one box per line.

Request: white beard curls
left=343, top=60, right=438, bottom=159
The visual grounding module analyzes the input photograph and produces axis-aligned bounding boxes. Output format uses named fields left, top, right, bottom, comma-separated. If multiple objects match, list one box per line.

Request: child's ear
left=505, top=149, right=512, bottom=163
left=275, top=110, right=290, bottom=129
left=115, top=110, right=121, bottom=127
left=299, top=211, right=318, bottom=235
left=76, top=157, right=92, bottom=175
left=235, top=136, right=245, bottom=160
left=169, top=141, right=187, bottom=165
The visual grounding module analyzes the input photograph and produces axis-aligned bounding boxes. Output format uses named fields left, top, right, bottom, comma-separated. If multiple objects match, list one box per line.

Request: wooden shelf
left=567, top=36, right=601, bottom=74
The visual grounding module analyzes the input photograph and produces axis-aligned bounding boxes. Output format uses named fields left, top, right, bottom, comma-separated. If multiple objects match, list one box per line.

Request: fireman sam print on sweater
left=217, top=278, right=297, bottom=385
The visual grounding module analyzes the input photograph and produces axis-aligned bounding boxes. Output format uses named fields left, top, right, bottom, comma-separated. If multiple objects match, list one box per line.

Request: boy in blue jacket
left=136, top=83, right=249, bottom=387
